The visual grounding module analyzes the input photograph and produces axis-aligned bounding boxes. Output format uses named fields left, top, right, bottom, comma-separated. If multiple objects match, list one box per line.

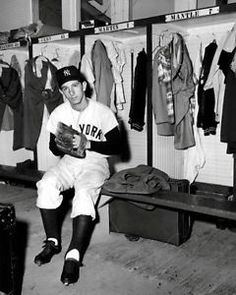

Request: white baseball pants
left=36, top=154, right=110, bottom=219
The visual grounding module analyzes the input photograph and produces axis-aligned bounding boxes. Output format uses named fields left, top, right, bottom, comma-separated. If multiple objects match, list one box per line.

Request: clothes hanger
left=212, top=33, right=217, bottom=43
left=51, top=48, right=59, bottom=62
left=35, top=45, right=48, bottom=62
left=152, top=34, right=163, bottom=54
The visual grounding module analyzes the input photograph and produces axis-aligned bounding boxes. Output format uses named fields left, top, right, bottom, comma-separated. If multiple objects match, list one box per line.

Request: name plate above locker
left=0, top=42, right=21, bottom=50
left=94, top=21, right=134, bottom=34
left=165, top=6, right=220, bottom=22
left=38, top=33, right=69, bottom=43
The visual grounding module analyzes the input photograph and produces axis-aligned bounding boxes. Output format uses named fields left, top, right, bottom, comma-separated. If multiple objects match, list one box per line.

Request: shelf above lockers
left=137, top=3, right=236, bottom=28
left=0, top=2, right=235, bottom=51
left=150, top=4, right=236, bottom=37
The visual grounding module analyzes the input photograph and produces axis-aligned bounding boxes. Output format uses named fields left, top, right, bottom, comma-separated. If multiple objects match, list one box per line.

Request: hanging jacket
left=152, top=44, right=175, bottom=133
left=170, top=34, right=195, bottom=149
left=24, top=57, right=63, bottom=150
left=153, top=33, right=195, bottom=149
left=128, top=49, right=147, bottom=131
left=91, top=39, right=114, bottom=109
left=0, top=66, right=24, bottom=150
left=106, top=41, right=126, bottom=110
left=1, top=105, right=14, bottom=131
left=80, top=51, right=96, bottom=100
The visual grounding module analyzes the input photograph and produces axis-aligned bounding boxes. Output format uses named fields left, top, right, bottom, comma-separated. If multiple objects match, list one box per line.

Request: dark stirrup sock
left=40, top=208, right=60, bottom=244
left=66, top=215, right=93, bottom=260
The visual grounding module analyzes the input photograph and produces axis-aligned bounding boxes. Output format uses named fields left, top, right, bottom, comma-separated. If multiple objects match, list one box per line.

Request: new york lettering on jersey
left=78, top=124, right=103, bottom=140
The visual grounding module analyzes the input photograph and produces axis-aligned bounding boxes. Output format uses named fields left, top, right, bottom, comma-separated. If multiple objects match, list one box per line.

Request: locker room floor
left=1, top=183, right=236, bottom=295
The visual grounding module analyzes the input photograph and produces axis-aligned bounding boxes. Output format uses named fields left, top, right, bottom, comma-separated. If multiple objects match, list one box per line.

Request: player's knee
left=36, top=177, right=62, bottom=209
left=71, top=194, right=96, bottom=220
left=37, top=172, right=58, bottom=188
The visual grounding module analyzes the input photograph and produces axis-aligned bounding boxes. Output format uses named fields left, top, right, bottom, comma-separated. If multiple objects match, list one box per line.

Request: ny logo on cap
left=63, top=69, right=71, bottom=76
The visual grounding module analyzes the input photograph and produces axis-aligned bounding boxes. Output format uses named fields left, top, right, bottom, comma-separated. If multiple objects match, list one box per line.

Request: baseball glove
left=55, top=122, right=87, bottom=158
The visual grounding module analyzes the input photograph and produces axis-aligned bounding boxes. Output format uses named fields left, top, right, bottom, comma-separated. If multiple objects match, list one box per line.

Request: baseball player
left=34, top=66, right=122, bottom=286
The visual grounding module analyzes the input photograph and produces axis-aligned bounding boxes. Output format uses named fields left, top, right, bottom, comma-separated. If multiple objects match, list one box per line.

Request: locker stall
left=82, top=28, right=148, bottom=172
left=31, top=36, right=82, bottom=171
left=0, top=42, right=34, bottom=167
left=151, top=7, right=236, bottom=186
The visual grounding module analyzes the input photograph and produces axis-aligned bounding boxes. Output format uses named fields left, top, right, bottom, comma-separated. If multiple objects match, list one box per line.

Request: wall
left=39, top=0, right=61, bottom=27
left=0, top=0, right=38, bottom=31
left=2, top=1, right=236, bottom=33
left=0, top=0, right=175, bottom=32
left=132, top=0, right=174, bottom=19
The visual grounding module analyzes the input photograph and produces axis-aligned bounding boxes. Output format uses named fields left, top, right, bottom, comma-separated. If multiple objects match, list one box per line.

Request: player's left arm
left=49, top=132, right=65, bottom=157
left=87, top=126, right=122, bottom=155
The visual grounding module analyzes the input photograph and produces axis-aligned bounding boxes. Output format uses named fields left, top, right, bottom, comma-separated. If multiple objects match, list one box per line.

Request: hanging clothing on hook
left=10, top=54, right=22, bottom=78
left=105, top=41, right=126, bottom=111
left=197, top=40, right=218, bottom=136
left=0, top=58, right=14, bottom=131
left=219, top=45, right=236, bottom=154
left=0, top=66, right=24, bottom=150
left=23, top=56, right=63, bottom=150
left=152, top=33, right=195, bottom=150
left=91, top=40, right=114, bottom=110
left=128, top=49, right=148, bottom=132
left=80, top=39, right=126, bottom=112
left=204, top=24, right=236, bottom=123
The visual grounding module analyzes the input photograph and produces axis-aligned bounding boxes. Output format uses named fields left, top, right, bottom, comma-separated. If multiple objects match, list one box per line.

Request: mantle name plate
left=165, top=6, right=220, bottom=22
left=95, top=21, right=134, bottom=34
left=38, top=33, right=69, bottom=43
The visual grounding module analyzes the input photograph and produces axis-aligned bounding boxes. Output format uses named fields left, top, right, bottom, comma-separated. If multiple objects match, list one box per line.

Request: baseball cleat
left=60, top=258, right=80, bottom=286
left=34, top=240, right=61, bottom=266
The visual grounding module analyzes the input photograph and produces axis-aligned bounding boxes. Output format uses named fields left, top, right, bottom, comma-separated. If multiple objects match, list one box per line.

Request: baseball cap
left=55, top=66, right=85, bottom=88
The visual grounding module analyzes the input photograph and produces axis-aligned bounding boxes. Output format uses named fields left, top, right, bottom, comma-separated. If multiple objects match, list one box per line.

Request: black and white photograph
left=1, top=1, right=236, bottom=294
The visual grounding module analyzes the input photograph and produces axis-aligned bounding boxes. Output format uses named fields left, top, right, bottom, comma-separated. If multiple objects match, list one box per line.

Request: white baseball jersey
left=47, top=99, right=118, bottom=158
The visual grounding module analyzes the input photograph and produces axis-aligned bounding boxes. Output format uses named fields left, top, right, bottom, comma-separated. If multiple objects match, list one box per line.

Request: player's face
left=61, top=80, right=87, bottom=111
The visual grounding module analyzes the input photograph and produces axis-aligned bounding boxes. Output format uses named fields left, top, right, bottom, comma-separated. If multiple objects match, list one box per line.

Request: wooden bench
left=101, top=183, right=236, bottom=221
left=1, top=163, right=236, bottom=222
left=0, top=164, right=44, bottom=188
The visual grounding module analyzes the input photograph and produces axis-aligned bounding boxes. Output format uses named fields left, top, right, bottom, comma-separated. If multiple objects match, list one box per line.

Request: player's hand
left=55, top=136, right=64, bottom=147
left=72, top=134, right=82, bottom=149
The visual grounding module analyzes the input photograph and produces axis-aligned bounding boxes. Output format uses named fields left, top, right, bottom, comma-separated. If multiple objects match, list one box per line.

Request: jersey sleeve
left=101, top=107, right=119, bottom=135
left=46, top=107, right=60, bottom=135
